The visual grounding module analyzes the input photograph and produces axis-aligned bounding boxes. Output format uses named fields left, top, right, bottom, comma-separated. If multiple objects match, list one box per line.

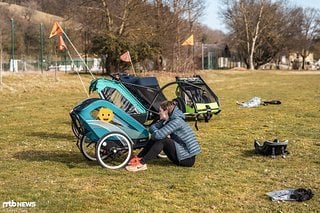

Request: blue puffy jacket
left=149, top=106, right=201, bottom=161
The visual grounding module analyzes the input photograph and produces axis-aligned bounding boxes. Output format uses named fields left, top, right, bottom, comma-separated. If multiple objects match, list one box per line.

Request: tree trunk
left=101, top=0, right=112, bottom=32
left=118, top=0, right=133, bottom=36
left=302, top=56, right=306, bottom=70
left=250, top=5, right=264, bottom=70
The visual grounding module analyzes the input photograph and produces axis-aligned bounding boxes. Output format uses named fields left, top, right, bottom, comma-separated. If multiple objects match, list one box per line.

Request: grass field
left=0, top=70, right=319, bottom=212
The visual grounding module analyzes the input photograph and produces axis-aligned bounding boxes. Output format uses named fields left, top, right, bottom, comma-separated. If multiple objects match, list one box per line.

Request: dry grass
left=0, top=70, right=319, bottom=212
left=0, top=2, right=63, bottom=26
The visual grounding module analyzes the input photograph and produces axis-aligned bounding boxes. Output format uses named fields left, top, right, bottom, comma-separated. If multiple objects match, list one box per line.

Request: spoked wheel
left=80, top=135, right=97, bottom=161
left=96, top=132, right=132, bottom=170
left=72, top=121, right=81, bottom=139
left=71, top=114, right=83, bottom=139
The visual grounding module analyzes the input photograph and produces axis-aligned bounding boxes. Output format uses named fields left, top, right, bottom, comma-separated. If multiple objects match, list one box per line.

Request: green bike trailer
left=174, top=75, right=221, bottom=122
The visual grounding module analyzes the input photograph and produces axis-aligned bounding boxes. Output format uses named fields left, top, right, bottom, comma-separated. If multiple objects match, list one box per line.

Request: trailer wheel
left=96, top=132, right=132, bottom=170
left=80, top=135, right=96, bottom=161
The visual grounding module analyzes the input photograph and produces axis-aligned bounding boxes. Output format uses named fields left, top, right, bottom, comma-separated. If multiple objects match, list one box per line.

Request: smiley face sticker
left=97, top=107, right=114, bottom=123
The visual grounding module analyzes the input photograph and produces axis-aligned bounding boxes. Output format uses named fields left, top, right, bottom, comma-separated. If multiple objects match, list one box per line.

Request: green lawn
left=0, top=70, right=319, bottom=212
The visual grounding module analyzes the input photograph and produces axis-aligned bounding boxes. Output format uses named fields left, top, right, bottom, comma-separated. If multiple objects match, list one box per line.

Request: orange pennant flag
left=49, top=22, right=63, bottom=39
left=120, top=51, right=131, bottom=62
left=57, top=36, right=67, bottom=50
left=182, top=34, right=194, bottom=46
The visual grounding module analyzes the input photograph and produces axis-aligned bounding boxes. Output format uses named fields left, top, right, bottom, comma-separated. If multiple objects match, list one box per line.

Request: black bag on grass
left=254, top=139, right=288, bottom=158
left=290, top=188, right=314, bottom=202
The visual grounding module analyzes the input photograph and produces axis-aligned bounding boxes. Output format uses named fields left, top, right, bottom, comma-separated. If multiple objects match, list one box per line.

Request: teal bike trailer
left=70, top=98, right=149, bottom=169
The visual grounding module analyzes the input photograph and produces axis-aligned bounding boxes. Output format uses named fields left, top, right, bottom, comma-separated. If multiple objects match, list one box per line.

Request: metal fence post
left=40, top=23, right=44, bottom=73
left=11, top=18, right=14, bottom=72
left=0, top=30, right=2, bottom=87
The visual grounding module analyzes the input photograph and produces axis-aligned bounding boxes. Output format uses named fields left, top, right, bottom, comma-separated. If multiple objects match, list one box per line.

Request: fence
left=0, top=57, right=102, bottom=72
left=0, top=18, right=246, bottom=72
left=202, top=45, right=245, bottom=70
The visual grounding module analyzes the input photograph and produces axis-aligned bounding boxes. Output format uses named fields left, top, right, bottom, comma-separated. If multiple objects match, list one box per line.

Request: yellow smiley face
left=97, top=108, right=114, bottom=123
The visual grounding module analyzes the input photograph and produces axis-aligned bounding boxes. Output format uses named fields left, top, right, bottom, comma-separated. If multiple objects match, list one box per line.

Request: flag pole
left=181, top=34, right=195, bottom=74
left=65, top=49, right=89, bottom=97
left=192, top=43, right=195, bottom=75
left=129, top=52, right=136, bottom=76
left=0, top=30, right=2, bottom=89
left=50, top=22, right=91, bottom=97
left=62, top=31, right=95, bottom=80
left=120, top=51, right=136, bottom=76
left=130, top=62, right=136, bottom=76
left=51, top=22, right=94, bottom=79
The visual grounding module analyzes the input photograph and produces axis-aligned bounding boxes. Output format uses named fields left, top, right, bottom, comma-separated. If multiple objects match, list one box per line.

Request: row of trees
left=71, top=0, right=210, bottom=72
left=222, top=0, right=320, bottom=70
left=1, top=0, right=222, bottom=72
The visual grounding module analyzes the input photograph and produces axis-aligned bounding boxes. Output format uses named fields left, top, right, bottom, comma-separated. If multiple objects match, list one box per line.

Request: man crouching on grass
left=125, top=100, right=201, bottom=172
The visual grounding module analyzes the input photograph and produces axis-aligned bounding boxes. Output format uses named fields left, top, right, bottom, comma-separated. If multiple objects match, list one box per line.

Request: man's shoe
left=125, top=162, right=147, bottom=172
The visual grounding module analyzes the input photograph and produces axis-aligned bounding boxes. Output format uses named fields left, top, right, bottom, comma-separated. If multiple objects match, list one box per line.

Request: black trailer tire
left=80, top=135, right=97, bottom=161
left=95, top=132, right=133, bottom=170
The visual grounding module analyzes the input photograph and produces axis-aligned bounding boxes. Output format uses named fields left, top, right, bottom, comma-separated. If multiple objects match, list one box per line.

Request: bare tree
left=21, top=0, right=38, bottom=21
left=169, top=0, right=205, bottom=70
left=222, top=0, right=265, bottom=69
left=296, top=8, right=320, bottom=69
left=222, top=0, right=301, bottom=70
left=76, top=0, right=150, bottom=37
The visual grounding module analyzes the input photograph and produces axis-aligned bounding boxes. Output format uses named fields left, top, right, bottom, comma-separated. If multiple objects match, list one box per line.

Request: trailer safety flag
left=182, top=34, right=194, bottom=46
left=57, top=35, right=67, bottom=50
left=49, top=22, right=63, bottom=38
left=120, top=51, right=132, bottom=62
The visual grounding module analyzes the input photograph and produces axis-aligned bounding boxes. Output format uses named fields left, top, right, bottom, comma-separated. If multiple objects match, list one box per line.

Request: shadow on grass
left=241, top=149, right=257, bottom=157
left=13, top=150, right=95, bottom=168
left=13, top=150, right=174, bottom=169
left=28, top=131, right=75, bottom=141
left=148, top=158, right=178, bottom=168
